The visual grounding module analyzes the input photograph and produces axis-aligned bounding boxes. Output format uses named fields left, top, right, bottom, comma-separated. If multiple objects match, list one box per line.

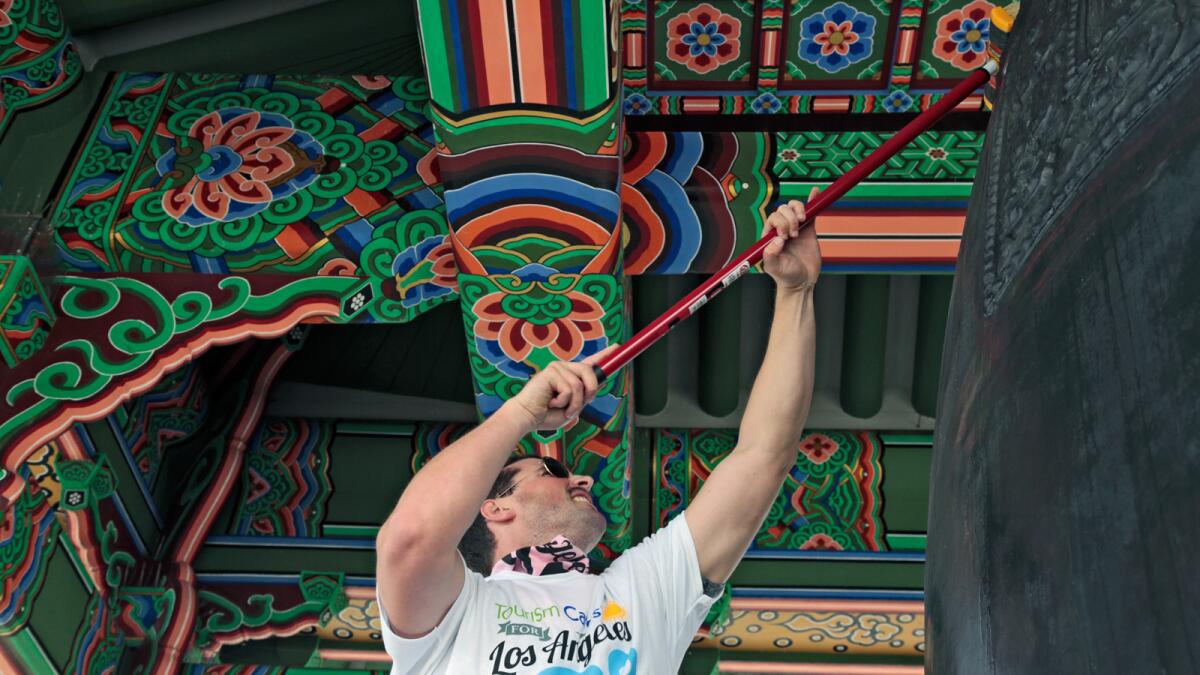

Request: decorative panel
left=649, top=1, right=758, bottom=89
left=774, top=130, right=982, bottom=181
left=914, top=0, right=995, bottom=86
left=50, top=71, right=450, bottom=318
left=623, top=0, right=992, bottom=115
left=697, top=598, right=925, bottom=657
left=780, top=0, right=897, bottom=88
left=230, top=418, right=334, bottom=538
left=656, top=429, right=886, bottom=552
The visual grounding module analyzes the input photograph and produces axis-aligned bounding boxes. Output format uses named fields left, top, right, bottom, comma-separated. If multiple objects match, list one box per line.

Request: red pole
left=595, top=64, right=995, bottom=382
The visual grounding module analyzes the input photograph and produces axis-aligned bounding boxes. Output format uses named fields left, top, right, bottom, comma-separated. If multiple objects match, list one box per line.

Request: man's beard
left=524, top=498, right=607, bottom=551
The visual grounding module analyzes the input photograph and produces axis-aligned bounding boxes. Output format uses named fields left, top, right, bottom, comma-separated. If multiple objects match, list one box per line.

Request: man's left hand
left=762, top=187, right=822, bottom=292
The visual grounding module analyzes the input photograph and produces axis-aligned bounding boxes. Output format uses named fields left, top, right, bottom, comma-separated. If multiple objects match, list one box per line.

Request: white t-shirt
left=379, top=513, right=719, bottom=674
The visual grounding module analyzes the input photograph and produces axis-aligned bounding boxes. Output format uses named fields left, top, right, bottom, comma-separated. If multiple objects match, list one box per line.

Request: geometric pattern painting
left=230, top=418, right=333, bottom=537
left=656, top=429, right=886, bottom=551
left=774, top=130, right=982, bottom=181
left=623, top=0, right=992, bottom=115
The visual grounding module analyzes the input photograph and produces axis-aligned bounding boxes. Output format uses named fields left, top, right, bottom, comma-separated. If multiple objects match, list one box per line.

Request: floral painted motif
left=800, top=433, right=838, bottom=465
left=665, top=3, right=743, bottom=75
left=0, top=0, right=13, bottom=27
left=798, top=2, right=877, bottom=74
left=156, top=108, right=325, bottom=226
left=390, top=235, right=457, bottom=307
left=623, top=92, right=652, bottom=115
left=750, top=92, right=782, bottom=114
left=881, top=89, right=913, bottom=113
left=933, top=0, right=993, bottom=71
left=472, top=266, right=608, bottom=377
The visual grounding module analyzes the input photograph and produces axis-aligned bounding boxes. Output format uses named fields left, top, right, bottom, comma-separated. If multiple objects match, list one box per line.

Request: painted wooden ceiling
left=0, top=0, right=1004, bottom=672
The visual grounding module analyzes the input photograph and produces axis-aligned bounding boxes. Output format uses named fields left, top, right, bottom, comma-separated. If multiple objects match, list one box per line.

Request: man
left=376, top=194, right=820, bottom=674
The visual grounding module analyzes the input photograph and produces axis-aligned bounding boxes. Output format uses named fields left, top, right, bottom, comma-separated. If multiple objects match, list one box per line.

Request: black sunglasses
left=496, top=458, right=571, bottom=498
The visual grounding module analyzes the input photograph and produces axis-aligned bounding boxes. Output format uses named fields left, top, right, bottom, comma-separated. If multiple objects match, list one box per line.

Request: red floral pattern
left=665, top=3, right=743, bottom=75
left=157, top=108, right=324, bottom=226
left=800, top=433, right=838, bottom=465
left=934, top=0, right=994, bottom=71
left=472, top=289, right=606, bottom=363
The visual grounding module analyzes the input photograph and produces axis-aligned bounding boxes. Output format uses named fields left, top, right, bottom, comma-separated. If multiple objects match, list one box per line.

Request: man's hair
left=458, top=456, right=528, bottom=575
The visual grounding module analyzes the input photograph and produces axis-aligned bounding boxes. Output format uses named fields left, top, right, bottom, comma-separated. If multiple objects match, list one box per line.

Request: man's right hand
left=508, top=345, right=619, bottom=430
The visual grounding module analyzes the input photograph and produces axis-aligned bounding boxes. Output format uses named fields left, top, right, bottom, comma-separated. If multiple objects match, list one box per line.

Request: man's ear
left=481, top=499, right=516, bottom=524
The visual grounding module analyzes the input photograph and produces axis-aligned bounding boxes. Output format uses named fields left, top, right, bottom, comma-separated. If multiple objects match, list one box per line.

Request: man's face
left=497, top=458, right=607, bottom=551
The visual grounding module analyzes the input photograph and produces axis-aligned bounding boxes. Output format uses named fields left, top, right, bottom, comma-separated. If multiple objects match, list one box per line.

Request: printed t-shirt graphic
left=379, top=514, right=719, bottom=674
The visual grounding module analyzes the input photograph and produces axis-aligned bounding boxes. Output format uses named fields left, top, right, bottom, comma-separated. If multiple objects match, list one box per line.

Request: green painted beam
left=839, top=275, right=889, bottom=418
left=415, top=0, right=454, bottom=111
left=578, top=0, right=609, bottom=109
left=0, top=630, right=58, bottom=673
left=886, top=534, right=928, bottom=551
left=631, top=428, right=654, bottom=545
left=882, top=446, right=932, bottom=535
left=729, top=558, right=924, bottom=590
left=321, top=524, right=380, bottom=538
left=27, top=541, right=92, bottom=671
left=878, top=432, right=933, bottom=446
left=325, top=433, right=413, bottom=525
left=57, top=533, right=96, bottom=594
left=193, top=544, right=376, bottom=576
left=631, top=275, right=670, bottom=416
left=780, top=182, right=976, bottom=199
left=680, top=648, right=719, bottom=674
left=698, top=281, right=742, bottom=417
left=911, top=275, right=953, bottom=417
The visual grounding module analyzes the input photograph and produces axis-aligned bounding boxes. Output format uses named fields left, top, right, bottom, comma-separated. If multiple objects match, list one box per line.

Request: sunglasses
left=495, top=457, right=571, bottom=498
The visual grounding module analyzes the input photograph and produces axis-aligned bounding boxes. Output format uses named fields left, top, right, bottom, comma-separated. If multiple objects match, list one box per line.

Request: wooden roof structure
left=0, top=1, right=1003, bottom=671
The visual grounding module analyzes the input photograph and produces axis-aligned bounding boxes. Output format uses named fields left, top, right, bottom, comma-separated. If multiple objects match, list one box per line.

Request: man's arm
left=375, top=356, right=605, bottom=636
left=685, top=195, right=820, bottom=583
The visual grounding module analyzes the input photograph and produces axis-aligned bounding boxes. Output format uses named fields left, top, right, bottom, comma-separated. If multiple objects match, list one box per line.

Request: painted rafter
left=0, top=273, right=362, bottom=487
left=143, top=339, right=301, bottom=674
